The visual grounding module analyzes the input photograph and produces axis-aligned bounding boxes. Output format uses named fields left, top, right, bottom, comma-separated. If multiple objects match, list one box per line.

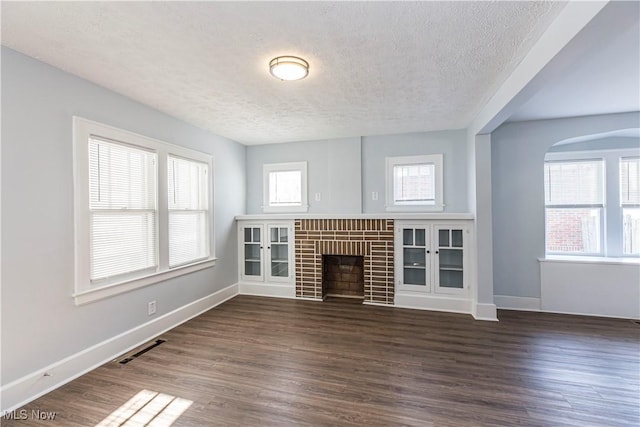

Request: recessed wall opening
left=322, top=255, right=364, bottom=300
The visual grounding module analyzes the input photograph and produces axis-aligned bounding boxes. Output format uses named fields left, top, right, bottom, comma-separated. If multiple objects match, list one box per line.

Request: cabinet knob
left=435, top=251, right=439, bottom=254
left=426, top=250, right=430, bottom=254
left=267, top=246, right=271, bottom=249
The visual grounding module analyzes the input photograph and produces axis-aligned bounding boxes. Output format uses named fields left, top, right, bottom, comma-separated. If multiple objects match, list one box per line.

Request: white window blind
left=269, top=170, right=302, bottom=206
left=393, top=164, right=435, bottom=204
left=544, top=160, right=604, bottom=206
left=621, top=158, right=640, bottom=255
left=89, top=138, right=157, bottom=281
left=168, top=156, right=209, bottom=267
left=620, top=157, right=640, bottom=205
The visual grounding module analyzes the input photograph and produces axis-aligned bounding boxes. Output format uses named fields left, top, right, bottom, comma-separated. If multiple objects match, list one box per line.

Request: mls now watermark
left=3, top=409, right=57, bottom=421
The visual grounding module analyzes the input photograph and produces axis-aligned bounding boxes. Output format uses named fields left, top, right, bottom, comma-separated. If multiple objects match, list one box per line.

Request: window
left=262, top=162, right=308, bottom=213
left=74, top=117, right=215, bottom=304
left=89, top=138, right=158, bottom=282
left=544, top=159, right=604, bottom=255
left=621, top=157, right=640, bottom=255
left=386, top=154, right=443, bottom=211
left=168, top=156, right=210, bottom=267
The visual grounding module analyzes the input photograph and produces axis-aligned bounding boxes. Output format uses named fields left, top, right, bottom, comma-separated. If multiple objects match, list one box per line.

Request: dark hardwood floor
left=4, top=295, right=639, bottom=426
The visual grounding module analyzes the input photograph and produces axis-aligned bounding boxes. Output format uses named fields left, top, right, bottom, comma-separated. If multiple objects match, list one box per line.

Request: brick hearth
left=294, top=219, right=394, bottom=304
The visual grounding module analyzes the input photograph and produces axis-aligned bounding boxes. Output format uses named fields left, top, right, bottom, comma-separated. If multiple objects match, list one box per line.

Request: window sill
left=539, top=255, right=640, bottom=266
left=73, top=258, right=217, bottom=305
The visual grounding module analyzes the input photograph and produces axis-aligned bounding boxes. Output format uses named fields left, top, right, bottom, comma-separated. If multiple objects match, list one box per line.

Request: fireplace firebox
left=322, top=255, right=364, bottom=299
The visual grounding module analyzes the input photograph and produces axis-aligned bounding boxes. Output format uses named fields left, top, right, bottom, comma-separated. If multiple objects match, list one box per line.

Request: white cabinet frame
left=238, top=220, right=295, bottom=298
left=395, top=221, right=470, bottom=296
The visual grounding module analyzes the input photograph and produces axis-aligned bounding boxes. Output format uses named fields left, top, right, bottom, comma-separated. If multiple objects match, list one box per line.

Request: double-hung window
left=621, top=157, right=640, bottom=255
left=544, top=159, right=604, bottom=255
left=168, top=156, right=210, bottom=267
left=262, top=162, right=308, bottom=213
left=74, top=117, right=214, bottom=304
left=89, top=138, right=158, bottom=283
left=386, top=154, right=443, bottom=211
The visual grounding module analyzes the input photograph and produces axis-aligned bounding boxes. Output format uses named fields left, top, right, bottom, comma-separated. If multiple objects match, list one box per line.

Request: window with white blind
left=386, top=154, right=443, bottom=211
left=168, top=156, right=209, bottom=267
left=544, top=159, right=604, bottom=255
left=89, top=138, right=158, bottom=282
left=621, top=157, right=640, bottom=255
left=262, top=162, right=308, bottom=213
left=73, top=117, right=215, bottom=305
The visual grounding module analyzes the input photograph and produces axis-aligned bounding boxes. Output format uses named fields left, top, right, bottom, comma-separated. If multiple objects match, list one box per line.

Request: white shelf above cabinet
left=236, top=213, right=474, bottom=221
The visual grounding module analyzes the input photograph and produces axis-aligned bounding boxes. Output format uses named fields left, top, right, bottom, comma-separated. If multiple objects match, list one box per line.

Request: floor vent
left=118, top=339, right=166, bottom=365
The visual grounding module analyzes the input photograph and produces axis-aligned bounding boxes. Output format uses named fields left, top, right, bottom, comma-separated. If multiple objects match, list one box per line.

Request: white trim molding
left=74, top=258, right=216, bottom=305
left=1, top=284, right=238, bottom=415
left=237, top=282, right=296, bottom=299
left=494, top=295, right=541, bottom=312
left=472, top=303, right=498, bottom=321
left=262, top=161, right=309, bottom=213
left=385, top=154, right=444, bottom=212
left=394, top=293, right=473, bottom=315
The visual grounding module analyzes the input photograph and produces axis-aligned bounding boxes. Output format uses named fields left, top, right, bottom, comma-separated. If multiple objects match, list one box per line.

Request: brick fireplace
left=294, top=219, right=394, bottom=304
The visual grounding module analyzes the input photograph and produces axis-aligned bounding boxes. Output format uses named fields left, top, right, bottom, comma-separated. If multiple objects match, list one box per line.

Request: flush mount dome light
left=269, top=56, right=309, bottom=81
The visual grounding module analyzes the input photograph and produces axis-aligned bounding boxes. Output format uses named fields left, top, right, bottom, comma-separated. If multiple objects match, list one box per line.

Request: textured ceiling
left=1, top=2, right=566, bottom=145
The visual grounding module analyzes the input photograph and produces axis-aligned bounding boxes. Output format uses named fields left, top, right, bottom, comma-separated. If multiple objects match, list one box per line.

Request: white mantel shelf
left=235, top=213, right=475, bottom=221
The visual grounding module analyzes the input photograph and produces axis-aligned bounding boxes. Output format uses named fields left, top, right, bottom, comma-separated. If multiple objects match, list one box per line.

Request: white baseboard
left=0, top=283, right=239, bottom=415
left=472, top=302, right=499, bottom=321
left=237, top=282, right=296, bottom=298
left=494, top=295, right=541, bottom=312
left=394, top=292, right=473, bottom=315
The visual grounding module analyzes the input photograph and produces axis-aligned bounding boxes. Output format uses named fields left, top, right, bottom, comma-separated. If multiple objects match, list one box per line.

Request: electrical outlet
left=148, top=300, right=157, bottom=316
left=315, top=192, right=321, bottom=202
left=372, top=191, right=379, bottom=201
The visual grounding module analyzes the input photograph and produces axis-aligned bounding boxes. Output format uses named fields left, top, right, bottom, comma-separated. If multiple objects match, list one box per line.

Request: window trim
left=262, top=161, right=308, bottom=213
left=385, top=154, right=444, bottom=212
left=73, top=117, right=215, bottom=305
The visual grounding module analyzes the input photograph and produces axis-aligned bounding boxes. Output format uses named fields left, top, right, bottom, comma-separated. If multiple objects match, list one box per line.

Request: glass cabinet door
left=243, top=226, right=263, bottom=279
left=401, top=227, right=430, bottom=290
left=268, top=225, right=290, bottom=280
left=435, top=227, right=464, bottom=292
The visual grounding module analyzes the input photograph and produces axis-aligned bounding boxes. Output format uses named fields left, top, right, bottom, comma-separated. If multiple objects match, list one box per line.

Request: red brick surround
left=294, top=219, right=394, bottom=304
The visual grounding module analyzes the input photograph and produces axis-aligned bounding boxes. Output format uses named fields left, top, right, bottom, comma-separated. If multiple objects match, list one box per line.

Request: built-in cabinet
left=235, top=216, right=476, bottom=314
left=238, top=220, right=296, bottom=297
left=394, top=220, right=472, bottom=312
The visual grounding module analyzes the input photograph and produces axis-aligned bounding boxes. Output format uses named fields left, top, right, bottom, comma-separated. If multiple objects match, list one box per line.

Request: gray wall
left=246, top=137, right=362, bottom=214
left=362, top=130, right=468, bottom=212
left=246, top=129, right=468, bottom=214
left=1, top=48, right=246, bottom=384
left=491, top=112, right=640, bottom=298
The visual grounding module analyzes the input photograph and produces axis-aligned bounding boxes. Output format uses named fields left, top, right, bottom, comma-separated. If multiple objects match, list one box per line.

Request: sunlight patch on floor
left=96, top=389, right=192, bottom=427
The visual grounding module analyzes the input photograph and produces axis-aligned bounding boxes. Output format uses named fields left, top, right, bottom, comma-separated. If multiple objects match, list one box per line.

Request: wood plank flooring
left=3, top=295, right=639, bottom=426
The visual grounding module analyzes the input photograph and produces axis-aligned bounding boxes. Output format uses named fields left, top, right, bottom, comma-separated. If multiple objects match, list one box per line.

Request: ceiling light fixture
left=269, top=56, right=309, bottom=81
